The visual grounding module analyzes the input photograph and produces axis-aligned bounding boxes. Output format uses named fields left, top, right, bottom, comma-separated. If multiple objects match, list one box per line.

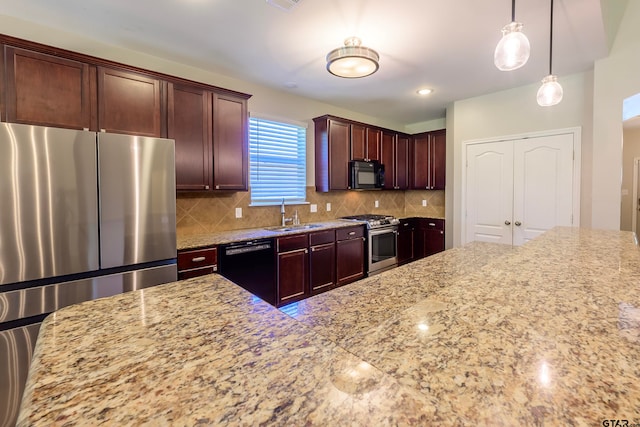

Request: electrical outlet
left=235, top=207, right=242, bottom=218
left=326, top=203, right=332, bottom=212
left=422, top=200, right=427, bottom=207
left=310, top=204, right=317, bottom=213
left=374, top=200, right=379, bottom=208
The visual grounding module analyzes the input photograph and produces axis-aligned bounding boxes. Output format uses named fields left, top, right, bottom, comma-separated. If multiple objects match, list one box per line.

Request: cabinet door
left=168, top=83, right=212, bottom=191
left=381, top=131, right=396, bottom=189
left=430, top=129, right=446, bottom=190
left=396, top=134, right=410, bottom=190
left=397, top=220, right=414, bottom=264
left=309, top=242, right=335, bottom=294
left=277, top=248, right=308, bottom=305
left=328, top=119, right=350, bottom=190
left=4, top=47, right=91, bottom=130
left=366, top=127, right=381, bottom=161
left=212, top=92, right=248, bottom=190
left=411, top=133, right=430, bottom=189
left=424, top=228, right=445, bottom=257
left=97, top=67, right=163, bottom=137
left=351, top=123, right=366, bottom=160
left=336, top=236, right=364, bottom=287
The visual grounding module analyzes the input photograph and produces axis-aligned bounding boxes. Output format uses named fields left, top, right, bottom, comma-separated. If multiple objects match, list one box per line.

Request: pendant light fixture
left=537, top=0, right=563, bottom=106
left=494, top=0, right=530, bottom=71
left=326, top=37, right=379, bottom=78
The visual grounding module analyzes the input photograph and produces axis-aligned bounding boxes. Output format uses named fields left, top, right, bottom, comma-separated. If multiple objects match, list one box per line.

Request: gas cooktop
left=341, top=214, right=399, bottom=229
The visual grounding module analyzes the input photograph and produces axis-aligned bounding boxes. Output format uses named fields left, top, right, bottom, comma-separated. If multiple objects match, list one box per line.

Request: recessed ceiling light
left=284, top=82, right=298, bottom=89
left=417, top=88, right=433, bottom=96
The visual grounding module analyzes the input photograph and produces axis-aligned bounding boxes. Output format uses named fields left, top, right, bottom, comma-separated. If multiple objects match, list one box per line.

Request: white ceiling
left=0, top=0, right=609, bottom=126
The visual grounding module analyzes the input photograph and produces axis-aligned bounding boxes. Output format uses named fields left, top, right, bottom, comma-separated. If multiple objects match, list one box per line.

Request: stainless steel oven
left=341, top=214, right=399, bottom=276
left=367, top=225, right=398, bottom=275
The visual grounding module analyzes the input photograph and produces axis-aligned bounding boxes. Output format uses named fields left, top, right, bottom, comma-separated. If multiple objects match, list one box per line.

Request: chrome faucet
left=281, top=198, right=293, bottom=226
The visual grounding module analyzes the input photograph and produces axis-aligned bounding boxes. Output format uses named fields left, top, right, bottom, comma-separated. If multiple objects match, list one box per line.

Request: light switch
left=422, top=200, right=427, bottom=207
left=326, top=203, right=332, bottom=212
left=310, top=204, right=317, bottom=213
left=374, top=200, right=379, bottom=208
left=235, top=207, right=242, bottom=218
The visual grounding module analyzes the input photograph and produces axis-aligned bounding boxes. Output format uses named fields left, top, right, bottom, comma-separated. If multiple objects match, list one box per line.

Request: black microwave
left=349, top=160, right=385, bottom=190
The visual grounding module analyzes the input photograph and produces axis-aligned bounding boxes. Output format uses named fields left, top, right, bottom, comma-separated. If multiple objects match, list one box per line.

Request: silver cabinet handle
left=192, top=256, right=206, bottom=262
left=515, top=221, right=522, bottom=226
left=505, top=220, right=511, bottom=225
left=428, top=223, right=436, bottom=226
left=348, top=231, right=356, bottom=236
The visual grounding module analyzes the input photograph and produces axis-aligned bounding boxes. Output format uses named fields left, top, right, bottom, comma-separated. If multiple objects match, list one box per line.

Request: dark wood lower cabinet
left=177, top=247, right=217, bottom=280
left=336, top=226, right=365, bottom=287
left=276, top=234, right=309, bottom=306
left=397, top=219, right=415, bottom=265
left=309, top=230, right=336, bottom=294
left=414, top=218, right=445, bottom=259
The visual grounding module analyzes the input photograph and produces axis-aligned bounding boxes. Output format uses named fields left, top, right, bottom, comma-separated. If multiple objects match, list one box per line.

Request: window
left=249, top=115, right=307, bottom=206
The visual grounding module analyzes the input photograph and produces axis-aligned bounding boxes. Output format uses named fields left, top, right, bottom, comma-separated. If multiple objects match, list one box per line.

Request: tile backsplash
left=176, top=187, right=445, bottom=237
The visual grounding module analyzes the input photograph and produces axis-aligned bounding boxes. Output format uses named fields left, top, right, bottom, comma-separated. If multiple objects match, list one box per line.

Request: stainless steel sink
left=265, top=224, right=324, bottom=232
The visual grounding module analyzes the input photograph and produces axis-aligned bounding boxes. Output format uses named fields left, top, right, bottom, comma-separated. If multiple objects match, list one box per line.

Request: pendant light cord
left=549, top=0, right=554, bottom=75
left=511, top=0, right=515, bottom=22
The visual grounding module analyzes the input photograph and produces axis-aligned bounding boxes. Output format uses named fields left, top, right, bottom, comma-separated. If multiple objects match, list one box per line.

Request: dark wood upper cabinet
left=168, top=83, right=212, bottom=191
left=396, top=134, right=410, bottom=189
left=351, top=123, right=366, bottom=160
left=366, top=127, right=381, bottom=161
left=381, top=131, right=409, bottom=190
left=381, top=131, right=395, bottom=190
left=314, top=116, right=350, bottom=192
left=97, top=66, right=163, bottom=137
left=4, top=46, right=92, bottom=130
left=351, top=124, right=380, bottom=161
left=411, top=129, right=446, bottom=190
left=430, top=129, right=446, bottom=190
left=212, top=92, right=248, bottom=191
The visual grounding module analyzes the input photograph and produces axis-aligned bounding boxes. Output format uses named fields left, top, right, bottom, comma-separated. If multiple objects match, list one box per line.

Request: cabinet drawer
left=422, top=219, right=445, bottom=231
left=309, top=229, right=335, bottom=246
left=178, top=266, right=215, bottom=280
left=178, top=247, right=218, bottom=271
left=336, top=226, right=364, bottom=241
left=277, top=234, right=308, bottom=252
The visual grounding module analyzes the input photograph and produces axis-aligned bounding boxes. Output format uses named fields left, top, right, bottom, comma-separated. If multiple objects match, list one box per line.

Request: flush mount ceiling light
left=494, top=0, right=530, bottom=71
left=326, top=37, right=379, bottom=78
left=537, top=0, right=563, bottom=106
left=417, top=88, right=433, bottom=96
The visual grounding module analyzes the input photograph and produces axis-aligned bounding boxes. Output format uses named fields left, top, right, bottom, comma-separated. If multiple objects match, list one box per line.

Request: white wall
left=592, top=0, right=640, bottom=230
left=447, top=71, right=595, bottom=247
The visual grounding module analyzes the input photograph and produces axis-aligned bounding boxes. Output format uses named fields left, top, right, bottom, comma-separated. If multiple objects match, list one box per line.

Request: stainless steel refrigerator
left=0, top=123, right=177, bottom=427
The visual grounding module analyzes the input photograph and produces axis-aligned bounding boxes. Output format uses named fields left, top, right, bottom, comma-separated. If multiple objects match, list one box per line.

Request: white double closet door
left=465, top=132, right=576, bottom=246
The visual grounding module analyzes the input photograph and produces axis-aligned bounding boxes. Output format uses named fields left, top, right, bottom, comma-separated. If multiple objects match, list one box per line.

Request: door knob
left=504, top=220, right=511, bottom=225
left=515, top=221, right=522, bottom=226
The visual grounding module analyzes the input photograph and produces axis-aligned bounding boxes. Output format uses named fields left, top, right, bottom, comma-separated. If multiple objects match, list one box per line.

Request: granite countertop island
left=18, top=227, right=640, bottom=425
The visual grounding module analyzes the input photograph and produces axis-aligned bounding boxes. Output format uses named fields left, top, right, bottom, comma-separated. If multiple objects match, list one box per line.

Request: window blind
left=249, top=117, right=307, bottom=205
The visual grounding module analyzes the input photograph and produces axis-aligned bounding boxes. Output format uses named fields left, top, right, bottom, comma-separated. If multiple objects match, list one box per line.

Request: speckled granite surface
left=177, top=220, right=359, bottom=250
left=18, top=227, right=640, bottom=426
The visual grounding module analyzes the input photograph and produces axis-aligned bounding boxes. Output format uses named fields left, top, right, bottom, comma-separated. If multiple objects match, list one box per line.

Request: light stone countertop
left=176, top=220, right=361, bottom=250
left=18, top=227, right=640, bottom=425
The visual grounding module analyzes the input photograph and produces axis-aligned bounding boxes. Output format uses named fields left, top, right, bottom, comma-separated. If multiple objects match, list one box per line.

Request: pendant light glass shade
left=536, top=75, right=563, bottom=106
left=537, top=0, right=563, bottom=107
left=494, top=21, right=531, bottom=71
left=326, top=37, right=379, bottom=78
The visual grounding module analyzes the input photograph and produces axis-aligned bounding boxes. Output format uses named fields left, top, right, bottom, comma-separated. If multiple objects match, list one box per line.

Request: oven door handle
left=368, top=227, right=398, bottom=237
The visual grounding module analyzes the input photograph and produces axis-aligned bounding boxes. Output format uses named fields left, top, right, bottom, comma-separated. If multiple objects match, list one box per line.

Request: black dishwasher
left=219, top=239, right=276, bottom=305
